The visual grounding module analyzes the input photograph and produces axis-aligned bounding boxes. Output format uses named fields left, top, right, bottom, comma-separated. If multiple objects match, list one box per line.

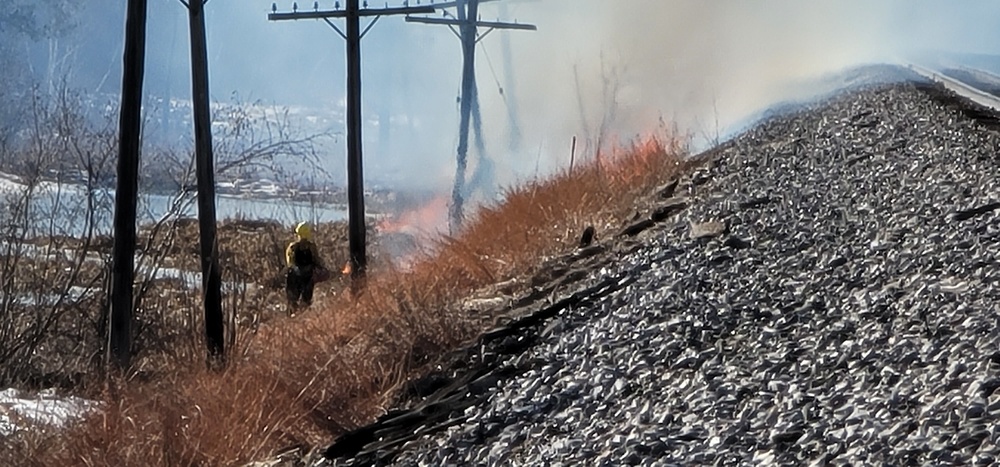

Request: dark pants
left=286, top=267, right=315, bottom=308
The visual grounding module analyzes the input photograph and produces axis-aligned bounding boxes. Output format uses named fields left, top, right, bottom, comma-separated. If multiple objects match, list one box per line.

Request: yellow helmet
left=295, top=222, right=312, bottom=240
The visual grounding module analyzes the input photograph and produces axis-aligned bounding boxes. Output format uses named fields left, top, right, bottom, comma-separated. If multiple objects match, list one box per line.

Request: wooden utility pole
left=182, top=0, right=225, bottom=364
left=109, top=0, right=148, bottom=370
left=445, top=0, right=477, bottom=235
left=407, top=0, right=535, bottom=233
left=269, top=0, right=434, bottom=290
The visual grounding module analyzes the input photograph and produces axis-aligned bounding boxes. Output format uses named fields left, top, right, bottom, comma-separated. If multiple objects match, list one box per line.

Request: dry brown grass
left=9, top=131, right=692, bottom=466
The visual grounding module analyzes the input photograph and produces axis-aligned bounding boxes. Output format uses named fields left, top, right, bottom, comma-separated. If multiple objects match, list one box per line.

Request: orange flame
left=378, top=195, right=450, bottom=237
left=594, top=134, right=674, bottom=187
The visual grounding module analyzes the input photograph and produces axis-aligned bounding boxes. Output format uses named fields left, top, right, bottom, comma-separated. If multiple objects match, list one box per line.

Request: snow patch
left=0, top=388, right=99, bottom=436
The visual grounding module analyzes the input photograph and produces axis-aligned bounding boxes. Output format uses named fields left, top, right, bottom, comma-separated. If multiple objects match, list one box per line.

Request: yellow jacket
left=286, top=238, right=323, bottom=269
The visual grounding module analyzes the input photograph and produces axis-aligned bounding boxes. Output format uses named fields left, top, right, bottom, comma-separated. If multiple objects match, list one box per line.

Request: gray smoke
left=8, top=0, right=1000, bottom=190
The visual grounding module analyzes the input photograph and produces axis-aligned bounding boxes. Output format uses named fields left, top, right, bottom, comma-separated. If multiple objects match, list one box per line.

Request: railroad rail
left=909, top=63, right=1000, bottom=111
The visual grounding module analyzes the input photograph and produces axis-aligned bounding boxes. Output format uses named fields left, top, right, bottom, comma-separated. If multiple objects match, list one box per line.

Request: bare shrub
left=0, top=82, right=331, bottom=382
left=0, top=84, right=115, bottom=386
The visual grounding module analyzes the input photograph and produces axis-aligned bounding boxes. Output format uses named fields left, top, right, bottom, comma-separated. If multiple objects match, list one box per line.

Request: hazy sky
left=41, top=0, right=1000, bottom=189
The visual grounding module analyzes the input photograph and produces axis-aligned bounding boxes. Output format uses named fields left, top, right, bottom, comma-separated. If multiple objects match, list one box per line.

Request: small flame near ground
left=378, top=195, right=450, bottom=236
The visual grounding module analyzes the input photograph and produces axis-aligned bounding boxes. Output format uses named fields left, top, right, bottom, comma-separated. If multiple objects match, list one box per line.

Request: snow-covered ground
left=0, top=388, right=98, bottom=436
left=0, top=172, right=92, bottom=197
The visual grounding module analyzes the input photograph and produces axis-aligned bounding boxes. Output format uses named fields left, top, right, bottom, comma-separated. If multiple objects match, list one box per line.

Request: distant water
left=0, top=176, right=348, bottom=238
left=143, top=192, right=349, bottom=226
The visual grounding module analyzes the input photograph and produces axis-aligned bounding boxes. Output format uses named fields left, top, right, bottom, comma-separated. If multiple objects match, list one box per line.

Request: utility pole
left=269, top=0, right=434, bottom=291
left=181, top=0, right=225, bottom=365
left=109, top=0, right=148, bottom=371
left=406, top=0, right=535, bottom=233
left=451, top=0, right=478, bottom=234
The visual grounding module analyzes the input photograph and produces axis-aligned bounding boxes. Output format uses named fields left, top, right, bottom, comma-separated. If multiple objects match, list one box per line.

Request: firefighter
left=285, top=221, right=324, bottom=312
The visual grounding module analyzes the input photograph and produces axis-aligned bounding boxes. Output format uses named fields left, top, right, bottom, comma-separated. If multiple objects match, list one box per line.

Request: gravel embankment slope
left=322, top=66, right=1000, bottom=466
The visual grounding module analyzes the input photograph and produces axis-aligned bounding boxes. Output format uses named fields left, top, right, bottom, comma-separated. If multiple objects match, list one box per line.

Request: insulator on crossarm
left=335, top=1, right=340, bottom=8
left=292, top=2, right=298, bottom=11
left=271, top=2, right=277, bottom=12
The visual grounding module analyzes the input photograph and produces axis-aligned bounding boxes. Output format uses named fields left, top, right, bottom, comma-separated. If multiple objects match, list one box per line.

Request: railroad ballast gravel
left=327, top=69, right=1000, bottom=466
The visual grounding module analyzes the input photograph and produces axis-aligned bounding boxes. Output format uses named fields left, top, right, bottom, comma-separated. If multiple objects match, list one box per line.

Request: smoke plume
left=12, top=0, right=1000, bottom=191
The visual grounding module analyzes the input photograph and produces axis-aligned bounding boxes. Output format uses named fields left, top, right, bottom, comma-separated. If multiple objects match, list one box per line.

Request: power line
left=480, top=42, right=505, bottom=99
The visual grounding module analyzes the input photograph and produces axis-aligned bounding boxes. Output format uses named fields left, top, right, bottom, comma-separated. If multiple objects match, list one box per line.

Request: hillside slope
left=321, top=66, right=1000, bottom=466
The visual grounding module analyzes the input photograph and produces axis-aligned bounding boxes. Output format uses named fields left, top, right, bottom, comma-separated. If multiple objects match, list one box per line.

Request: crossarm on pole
left=268, top=5, right=433, bottom=21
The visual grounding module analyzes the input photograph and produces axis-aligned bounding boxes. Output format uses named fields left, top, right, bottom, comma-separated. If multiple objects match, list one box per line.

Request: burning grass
left=4, top=132, right=692, bottom=466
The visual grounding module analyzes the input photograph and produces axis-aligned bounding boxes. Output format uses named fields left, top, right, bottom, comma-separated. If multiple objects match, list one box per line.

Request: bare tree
left=0, top=85, right=114, bottom=386
left=0, top=41, right=331, bottom=379
left=150, top=97, right=329, bottom=195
